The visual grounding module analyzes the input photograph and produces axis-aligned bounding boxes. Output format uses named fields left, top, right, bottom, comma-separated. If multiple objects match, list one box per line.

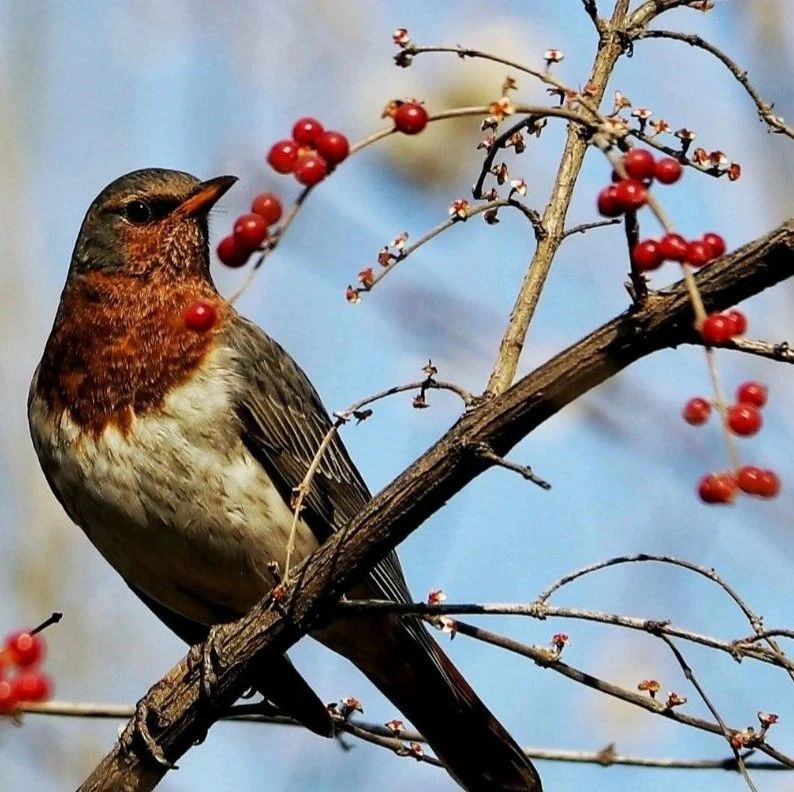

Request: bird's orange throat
left=36, top=270, right=230, bottom=435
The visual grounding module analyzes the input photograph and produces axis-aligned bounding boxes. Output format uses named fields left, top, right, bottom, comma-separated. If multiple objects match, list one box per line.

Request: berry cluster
left=632, top=231, right=725, bottom=272
left=214, top=117, right=355, bottom=273
left=267, top=117, right=350, bottom=185
left=0, top=629, right=52, bottom=714
left=684, top=380, right=779, bottom=503
left=597, top=150, right=682, bottom=218
left=216, top=192, right=284, bottom=269
left=700, top=308, right=746, bottom=345
left=598, top=146, right=780, bottom=504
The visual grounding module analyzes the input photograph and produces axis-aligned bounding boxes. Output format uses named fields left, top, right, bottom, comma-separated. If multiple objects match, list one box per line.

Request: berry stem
left=31, top=613, right=63, bottom=636
left=704, top=347, right=741, bottom=473
left=349, top=104, right=594, bottom=157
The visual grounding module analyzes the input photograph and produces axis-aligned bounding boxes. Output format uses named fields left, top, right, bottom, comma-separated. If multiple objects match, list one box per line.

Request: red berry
left=757, top=470, right=781, bottom=498
left=315, top=131, right=350, bottom=165
left=659, top=233, right=688, bottom=262
left=216, top=235, right=249, bottom=268
left=233, top=213, right=268, bottom=251
left=727, top=403, right=762, bottom=436
left=685, top=240, right=713, bottom=267
left=184, top=300, right=217, bottom=333
left=267, top=139, right=299, bottom=174
left=614, top=179, right=647, bottom=210
left=724, top=309, right=747, bottom=336
left=394, top=102, right=429, bottom=135
left=293, top=153, right=328, bottom=186
left=4, top=631, right=44, bottom=667
left=631, top=239, right=664, bottom=271
left=654, top=157, right=683, bottom=184
left=11, top=671, right=51, bottom=702
left=292, top=117, right=324, bottom=146
left=597, top=185, right=622, bottom=217
left=623, top=149, right=656, bottom=181
left=736, top=381, right=767, bottom=408
left=698, top=473, right=736, bottom=504
left=683, top=397, right=711, bottom=425
left=702, top=232, right=726, bottom=258
left=737, top=465, right=764, bottom=495
left=700, top=313, right=734, bottom=345
left=251, top=193, right=283, bottom=226
left=0, top=680, right=17, bottom=714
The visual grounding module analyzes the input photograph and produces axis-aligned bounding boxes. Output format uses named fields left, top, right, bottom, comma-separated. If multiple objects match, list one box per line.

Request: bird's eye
left=124, top=199, right=153, bottom=225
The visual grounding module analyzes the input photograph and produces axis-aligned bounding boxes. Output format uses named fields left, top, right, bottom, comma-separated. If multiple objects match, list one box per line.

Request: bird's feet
left=119, top=699, right=177, bottom=769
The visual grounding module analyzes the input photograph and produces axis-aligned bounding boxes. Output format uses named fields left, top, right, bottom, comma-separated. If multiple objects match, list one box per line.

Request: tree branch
left=485, top=0, right=632, bottom=395
left=633, top=30, right=794, bottom=139
left=79, top=220, right=794, bottom=791
left=22, top=701, right=793, bottom=773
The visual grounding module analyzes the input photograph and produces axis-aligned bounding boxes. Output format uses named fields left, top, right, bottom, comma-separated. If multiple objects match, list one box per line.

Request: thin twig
left=337, top=600, right=794, bottom=673
left=401, top=46, right=602, bottom=120
left=689, top=337, right=794, bottom=365
left=470, top=442, right=551, bottom=490
left=622, top=209, right=648, bottom=303
left=355, top=197, right=542, bottom=298
left=634, top=30, right=794, bottom=139
left=629, top=129, right=737, bottom=179
left=628, top=0, right=717, bottom=30
left=18, top=701, right=790, bottom=772
left=560, top=218, right=621, bottom=241
left=534, top=553, right=794, bottom=686
left=283, top=375, right=473, bottom=577
left=660, top=635, right=758, bottom=791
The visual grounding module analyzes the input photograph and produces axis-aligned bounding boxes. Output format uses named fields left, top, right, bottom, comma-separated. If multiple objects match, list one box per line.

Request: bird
left=28, top=168, right=542, bottom=791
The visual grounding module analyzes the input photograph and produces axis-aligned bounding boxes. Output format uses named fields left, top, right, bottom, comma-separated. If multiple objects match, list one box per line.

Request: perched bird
left=28, top=168, right=541, bottom=791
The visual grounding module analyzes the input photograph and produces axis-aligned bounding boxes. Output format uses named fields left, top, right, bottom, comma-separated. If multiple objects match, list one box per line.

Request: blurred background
left=2, top=1, right=793, bottom=790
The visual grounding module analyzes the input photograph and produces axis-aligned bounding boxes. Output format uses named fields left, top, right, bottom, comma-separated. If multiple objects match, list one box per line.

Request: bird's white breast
left=28, top=346, right=319, bottom=624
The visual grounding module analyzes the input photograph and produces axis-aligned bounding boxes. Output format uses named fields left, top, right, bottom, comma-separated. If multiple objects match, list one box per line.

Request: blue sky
left=1, top=2, right=793, bottom=790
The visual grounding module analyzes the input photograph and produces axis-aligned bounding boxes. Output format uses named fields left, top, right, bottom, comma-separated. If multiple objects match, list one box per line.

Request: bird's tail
left=318, top=614, right=542, bottom=791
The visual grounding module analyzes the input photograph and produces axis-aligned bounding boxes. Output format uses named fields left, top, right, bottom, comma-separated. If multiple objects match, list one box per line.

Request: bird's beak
left=176, top=175, right=238, bottom=218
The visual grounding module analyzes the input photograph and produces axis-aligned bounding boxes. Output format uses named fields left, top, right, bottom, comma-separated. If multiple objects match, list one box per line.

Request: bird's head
left=69, top=168, right=237, bottom=280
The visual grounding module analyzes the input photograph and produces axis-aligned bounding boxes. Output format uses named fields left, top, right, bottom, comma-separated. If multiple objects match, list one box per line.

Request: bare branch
left=285, top=374, right=474, bottom=575
left=21, top=701, right=792, bottom=773
left=633, top=29, right=794, bottom=139
left=622, top=209, right=648, bottom=303
left=485, top=1, right=633, bottom=395
left=470, top=442, right=551, bottom=490
left=659, top=635, right=758, bottom=791
left=450, top=619, right=794, bottom=770
left=628, top=0, right=716, bottom=30
left=354, top=197, right=543, bottom=299
left=337, top=600, right=794, bottom=673
left=688, top=336, right=794, bottom=365
left=534, top=552, right=794, bottom=686
left=560, top=218, right=621, bottom=241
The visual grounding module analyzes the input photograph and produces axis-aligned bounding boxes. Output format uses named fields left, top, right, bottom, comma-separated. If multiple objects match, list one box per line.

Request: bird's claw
left=200, top=624, right=223, bottom=701
left=120, top=699, right=178, bottom=769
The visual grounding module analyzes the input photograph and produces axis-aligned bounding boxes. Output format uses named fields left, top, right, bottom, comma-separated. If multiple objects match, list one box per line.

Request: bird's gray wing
left=221, top=316, right=412, bottom=606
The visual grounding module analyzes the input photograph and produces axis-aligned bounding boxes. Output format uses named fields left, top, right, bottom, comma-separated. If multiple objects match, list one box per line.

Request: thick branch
left=81, top=220, right=794, bottom=791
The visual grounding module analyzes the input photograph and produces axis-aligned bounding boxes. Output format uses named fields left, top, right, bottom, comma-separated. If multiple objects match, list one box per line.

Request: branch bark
left=80, top=220, right=794, bottom=791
